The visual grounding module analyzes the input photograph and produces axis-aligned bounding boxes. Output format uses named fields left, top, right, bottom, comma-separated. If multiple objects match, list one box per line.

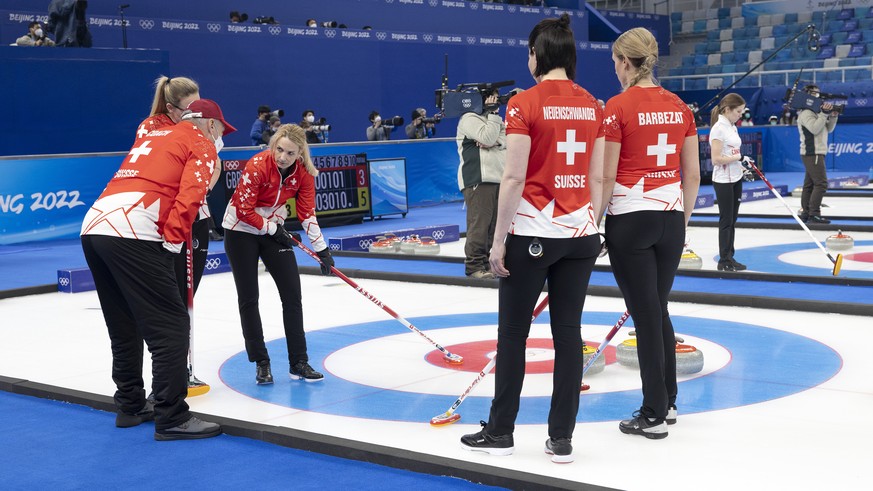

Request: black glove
left=316, top=247, right=334, bottom=276
left=270, top=225, right=300, bottom=248
left=740, top=155, right=755, bottom=170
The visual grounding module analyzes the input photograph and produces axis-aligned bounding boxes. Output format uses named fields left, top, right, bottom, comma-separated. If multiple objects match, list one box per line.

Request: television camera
left=310, top=117, right=331, bottom=132
left=435, top=80, right=521, bottom=118
left=784, top=69, right=847, bottom=115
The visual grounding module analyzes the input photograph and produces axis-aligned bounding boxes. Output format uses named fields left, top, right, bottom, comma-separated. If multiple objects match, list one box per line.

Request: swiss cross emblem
left=556, top=129, right=587, bottom=165
left=647, top=133, right=676, bottom=167
left=128, top=141, right=153, bottom=163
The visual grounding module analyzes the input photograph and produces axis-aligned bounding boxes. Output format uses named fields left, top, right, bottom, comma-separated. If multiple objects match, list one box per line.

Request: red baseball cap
left=183, top=99, right=237, bottom=136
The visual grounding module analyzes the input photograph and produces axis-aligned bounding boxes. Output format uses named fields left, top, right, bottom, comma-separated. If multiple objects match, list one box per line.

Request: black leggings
left=713, top=179, right=742, bottom=262
left=605, top=211, right=684, bottom=420
left=486, top=234, right=600, bottom=439
left=224, top=229, right=308, bottom=366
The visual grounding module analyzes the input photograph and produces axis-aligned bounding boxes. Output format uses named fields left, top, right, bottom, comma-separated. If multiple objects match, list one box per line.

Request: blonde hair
left=612, top=27, right=659, bottom=89
left=149, top=76, right=199, bottom=116
left=710, top=93, right=746, bottom=126
left=270, top=124, right=318, bottom=176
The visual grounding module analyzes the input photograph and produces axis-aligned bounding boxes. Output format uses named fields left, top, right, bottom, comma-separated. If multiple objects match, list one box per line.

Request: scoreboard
left=285, top=153, right=371, bottom=219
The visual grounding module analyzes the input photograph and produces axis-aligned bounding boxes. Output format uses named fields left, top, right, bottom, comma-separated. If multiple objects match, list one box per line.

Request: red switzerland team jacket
left=221, top=150, right=327, bottom=251
left=135, top=113, right=211, bottom=220
left=504, top=79, right=604, bottom=238
left=603, top=86, right=697, bottom=215
left=81, top=122, right=218, bottom=248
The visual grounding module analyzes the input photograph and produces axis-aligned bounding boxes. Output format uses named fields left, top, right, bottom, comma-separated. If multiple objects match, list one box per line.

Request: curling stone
left=678, top=247, right=703, bottom=270
left=368, top=235, right=397, bottom=253
left=582, top=344, right=606, bottom=375
left=416, top=236, right=441, bottom=255
left=826, top=230, right=854, bottom=252
left=676, top=343, right=704, bottom=374
left=616, top=337, right=639, bottom=368
left=791, top=186, right=804, bottom=198
left=399, top=234, right=422, bottom=254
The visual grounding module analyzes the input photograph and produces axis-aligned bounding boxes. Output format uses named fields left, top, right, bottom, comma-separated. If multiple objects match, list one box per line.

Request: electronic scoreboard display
left=285, top=153, right=371, bottom=219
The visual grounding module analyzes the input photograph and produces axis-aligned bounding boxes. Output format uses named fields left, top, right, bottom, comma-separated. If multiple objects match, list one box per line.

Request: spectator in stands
left=455, top=88, right=506, bottom=280
left=768, top=115, right=779, bottom=125
left=47, top=0, right=91, bottom=47
left=300, top=109, right=328, bottom=144
left=306, top=19, right=317, bottom=28
left=406, top=108, right=438, bottom=139
left=737, top=107, right=755, bottom=126
left=16, top=21, right=55, bottom=47
left=709, top=93, right=749, bottom=272
left=250, top=105, right=272, bottom=146
left=261, top=116, right=281, bottom=145
left=229, top=11, right=248, bottom=23
left=797, top=84, right=838, bottom=224
left=366, top=111, right=394, bottom=141
left=780, top=105, right=796, bottom=125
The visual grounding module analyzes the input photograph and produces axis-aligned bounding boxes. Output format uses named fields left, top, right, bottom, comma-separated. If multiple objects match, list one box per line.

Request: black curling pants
left=713, top=179, right=742, bottom=262
left=224, top=229, right=308, bottom=367
left=486, top=234, right=600, bottom=439
left=605, top=211, right=684, bottom=420
left=81, top=235, right=192, bottom=430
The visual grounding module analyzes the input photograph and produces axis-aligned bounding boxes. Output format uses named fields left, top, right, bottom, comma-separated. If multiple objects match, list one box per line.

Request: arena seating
left=664, top=6, right=873, bottom=94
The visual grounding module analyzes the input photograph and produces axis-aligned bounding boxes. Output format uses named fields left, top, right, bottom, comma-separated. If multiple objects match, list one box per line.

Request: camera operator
left=301, top=109, right=328, bottom=144
left=366, top=111, right=396, bottom=141
left=406, top=108, right=438, bottom=139
left=250, top=105, right=272, bottom=146
left=456, top=89, right=506, bottom=279
left=797, top=84, right=839, bottom=224
left=261, top=116, right=281, bottom=145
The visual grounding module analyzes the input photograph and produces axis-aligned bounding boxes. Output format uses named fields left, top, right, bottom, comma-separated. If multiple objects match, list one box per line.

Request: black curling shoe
left=717, top=261, right=737, bottom=272
left=460, top=421, right=514, bottom=456
left=289, top=361, right=324, bottom=382
left=256, top=360, right=273, bottom=385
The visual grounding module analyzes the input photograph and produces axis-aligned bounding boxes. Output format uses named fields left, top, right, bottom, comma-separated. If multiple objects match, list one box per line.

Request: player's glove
left=270, top=226, right=300, bottom=248
left=598, top=233, right=608, bottom=258
left=316, top=247, right=334, bottom=276
left=740, top=155, right=755, bottom=170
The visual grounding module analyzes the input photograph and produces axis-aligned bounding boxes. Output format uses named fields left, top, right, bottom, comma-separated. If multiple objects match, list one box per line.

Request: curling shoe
left=115, top=401, right=155, bottom=428
left=289, top=361, right=324, bottom=382
left=154, top=416, right=222, bottom=441
left=619, top=411, right=668, bottom=439
left=729, top=259, right=747, bottom=271
left=256, top=360, right=273, bottom=385
left=808, top=215, right=831, bottom=224
left=666, top=404, right=678, bottom=425
left=544, top=438, right=573, bottom=464
left=717, top=261, right=736, bottom=272
left=460, top=421, right=514, bottom=456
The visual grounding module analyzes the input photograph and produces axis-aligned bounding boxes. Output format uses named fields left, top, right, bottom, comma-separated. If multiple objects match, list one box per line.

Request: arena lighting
left=699, top=24, right=821, bottom=114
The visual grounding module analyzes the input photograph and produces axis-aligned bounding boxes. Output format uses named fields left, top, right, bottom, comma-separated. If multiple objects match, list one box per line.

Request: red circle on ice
left=843, top=251, right=873, bottom=263
left=425, top=338, right=617, bottom=373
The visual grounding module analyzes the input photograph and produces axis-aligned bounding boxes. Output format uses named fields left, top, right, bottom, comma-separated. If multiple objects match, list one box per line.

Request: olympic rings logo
left=269, top=26, right=281, bottom=35
left=469, top=2, right=478, bottom=10
left=58, top=277, right=70, bottom=287
left=207, top=23, right=221, bottom=33
left=423, top=34, right=433, bottom=43
left=508, top=5, right=517, bottom=13
left=431, top=229, right=445, bottom=240
left=330, top=244, right=340, bottom=251
left=429, top=0, right=439, bottom=7
left=223, top=160, right=241, bottom=171
left=139, top=20, right=154, bottom=30
left=466, top=36, right=477, bottom=45
left=324, top=29, right=336, bottom=38
left=507, top=38, right=516, bottom=47
left=205, top=258, right=222, bottom=270
left=856, top=99, right=868, bottom=106
left=359, top=239, right=374, bottom=249
left=376, top=32, right=387, bottom=41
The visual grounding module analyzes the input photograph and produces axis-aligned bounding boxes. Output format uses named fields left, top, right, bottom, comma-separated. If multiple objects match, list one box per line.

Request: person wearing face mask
left=366, top=111, right=394, bottom=141
left=797, top=84, right=838, bottom=224
left=261, top=116, right=281, bottom=145
left=16, top=21, right=56, bottom=46
left=222, top=124, right=334, bottom=386
left=300, top=109, right=325, bottom=144
left=737, top=107, right=755, bottom=127
left=305, top=18, right=317, bottom=28
left=709, top=93, right=750, bottom=272
left=80, top=99, right=235, bottom=441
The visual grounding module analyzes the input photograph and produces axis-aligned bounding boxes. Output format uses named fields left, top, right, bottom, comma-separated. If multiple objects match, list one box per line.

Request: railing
left=660, top=65, right=873, bottom=90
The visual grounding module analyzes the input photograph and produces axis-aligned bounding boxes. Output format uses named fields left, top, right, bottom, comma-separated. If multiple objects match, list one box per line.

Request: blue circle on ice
left=219, top=311, right=841, bottom=423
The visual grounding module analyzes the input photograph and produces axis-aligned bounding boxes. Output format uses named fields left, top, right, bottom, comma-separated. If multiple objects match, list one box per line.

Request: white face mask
left=308, top=22, right=316, bottom=28
left=34, top=28, right=43, bottom=37
left=305, top=115, right=315, bottom=123
left=211, top=123, right=224, bottom=153
left=373, top=116, right=381, bottom=123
